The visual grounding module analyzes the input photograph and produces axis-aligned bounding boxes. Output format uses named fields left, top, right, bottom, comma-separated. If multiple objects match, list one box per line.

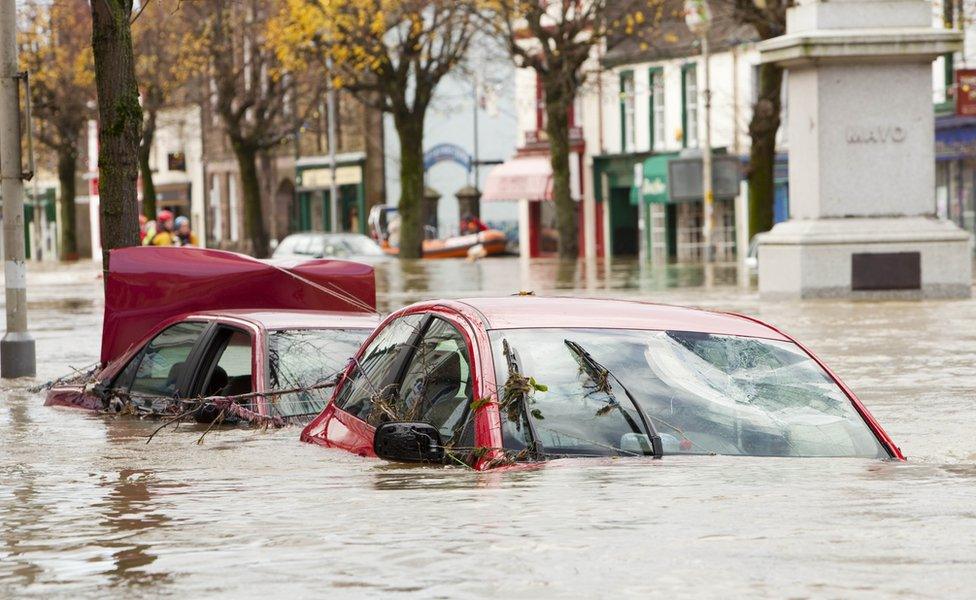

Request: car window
left=118, top=321, right=208, bottom=398
left=292, top=234, right=312, bottom=255
left=394, top=318, right=473, bottom=443
left=201, top=329, right=253, bottom=401
left=333, top=315, right=425, bottom=422
left=275, top=235, right=299, bottom=256
left=267, top=328, right=372, bottom=419
left=489, top=328, right=887, bottom=459
left=307, top=236, right=327, bottom=257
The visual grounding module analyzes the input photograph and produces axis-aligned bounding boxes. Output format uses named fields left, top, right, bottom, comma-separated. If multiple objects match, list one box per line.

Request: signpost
left=0, top=0, right=36, bottom=377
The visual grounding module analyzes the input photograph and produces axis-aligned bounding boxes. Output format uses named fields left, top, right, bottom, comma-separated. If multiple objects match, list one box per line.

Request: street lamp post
left=326, top=57, right=339, bottom=233
left=686, top=0, right=715, bottom=262
left=0, top=0, right=36, bottom=377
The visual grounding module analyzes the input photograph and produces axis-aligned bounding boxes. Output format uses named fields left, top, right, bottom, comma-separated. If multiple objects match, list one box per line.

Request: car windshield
left=337, top=235, right=384, bottom=256
left=267, top=328, right=371, bottom=419
left=489, top=328, right=887, bottom=459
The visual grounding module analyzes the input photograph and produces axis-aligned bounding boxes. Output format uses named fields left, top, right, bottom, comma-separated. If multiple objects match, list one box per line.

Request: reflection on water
left=2, top=257, right=976, bottom=597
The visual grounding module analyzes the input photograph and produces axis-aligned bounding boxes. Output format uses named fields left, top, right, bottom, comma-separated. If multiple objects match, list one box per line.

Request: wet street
left=2, top=258, right=976, bottom=598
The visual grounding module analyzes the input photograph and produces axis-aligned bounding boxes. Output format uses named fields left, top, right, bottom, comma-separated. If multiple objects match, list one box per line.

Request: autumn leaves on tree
left=271, top=0, right=476, bottom=259
left=19, top=1, right=94, bottom=261
left=22, top=0, right=785, bottom=261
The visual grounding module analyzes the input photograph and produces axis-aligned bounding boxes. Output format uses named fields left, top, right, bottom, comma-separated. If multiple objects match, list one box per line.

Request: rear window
left=266, top=328, right=371, bottom=419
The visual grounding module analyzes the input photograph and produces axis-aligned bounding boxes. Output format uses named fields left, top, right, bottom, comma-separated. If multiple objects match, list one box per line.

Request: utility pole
left=686, top=0, right=714, bottom=262
left=472, top=74, right=480, bottom=188
left=0, top=0, right=36, bottom=378
left=326, top=58, right=339, bottom=233
left=702, top=33, right=714, bottom=262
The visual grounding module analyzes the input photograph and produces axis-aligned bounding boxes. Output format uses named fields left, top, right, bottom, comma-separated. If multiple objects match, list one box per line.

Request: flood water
left=2, top=258, right=976, bottom=598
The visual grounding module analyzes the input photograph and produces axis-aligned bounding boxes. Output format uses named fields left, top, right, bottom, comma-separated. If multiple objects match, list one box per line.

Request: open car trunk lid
left=100, top=246, right=376, bottom=365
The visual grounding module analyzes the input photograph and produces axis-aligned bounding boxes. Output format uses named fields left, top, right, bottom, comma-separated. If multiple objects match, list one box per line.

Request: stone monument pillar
left=757, top=0, right=971, bottom=299
left=423, top=186, right=441, bottom=233
left=455, top=185, right=482, bottom=220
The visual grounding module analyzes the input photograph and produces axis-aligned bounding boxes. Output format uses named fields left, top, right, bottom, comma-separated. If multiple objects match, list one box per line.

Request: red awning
left=482, top=156, right=552, bottom=202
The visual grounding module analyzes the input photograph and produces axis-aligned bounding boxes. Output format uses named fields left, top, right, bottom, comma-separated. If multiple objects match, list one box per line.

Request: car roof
left=439, top=296, right=789, bottom=341
left=191, top=309, right=380, bottom=330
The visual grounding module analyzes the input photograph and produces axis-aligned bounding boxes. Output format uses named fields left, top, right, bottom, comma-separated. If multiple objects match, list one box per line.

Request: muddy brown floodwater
left=2, top=258, right=976, bottom=598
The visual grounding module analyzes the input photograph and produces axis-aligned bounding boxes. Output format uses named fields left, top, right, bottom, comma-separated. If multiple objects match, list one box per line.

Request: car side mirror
left=373, top=422, right=445, bottom=463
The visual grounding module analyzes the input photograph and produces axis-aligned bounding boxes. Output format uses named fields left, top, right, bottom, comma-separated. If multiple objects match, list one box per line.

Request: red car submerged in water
left=301, top=296, right=903, bottom=469
left=45, top=247, right=379, bottom=423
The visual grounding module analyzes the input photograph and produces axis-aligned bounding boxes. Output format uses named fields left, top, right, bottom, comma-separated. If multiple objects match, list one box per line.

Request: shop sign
left=300, top=165, right=362, bottom=188
left=667, top=155, right=741, bottom=203
left=956, top=69, right=976, bottom=116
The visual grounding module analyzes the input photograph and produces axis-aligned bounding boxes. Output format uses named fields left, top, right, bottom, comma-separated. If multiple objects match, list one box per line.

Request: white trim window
left=620, top=71, right=636, bottom=153
left=650, top=70, right=665, bottom=150
left=683, top=65, right=699, bottom=148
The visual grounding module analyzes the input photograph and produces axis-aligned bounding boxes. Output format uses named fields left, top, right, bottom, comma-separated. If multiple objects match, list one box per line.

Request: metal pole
left=701, top=32, right=715, bottom=263
left=0, top=0, right=36, bottom=378
left=326, top=58, right=339, bottom=233
left=472, top=74, right=479, bottom=188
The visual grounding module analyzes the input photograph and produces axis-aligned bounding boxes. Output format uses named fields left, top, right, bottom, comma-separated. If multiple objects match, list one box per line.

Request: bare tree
left=133, top=0, right=195, bottom=219
left=188, top=0, right=316, bottom=257
left=485, top=1, right=646, bottom=259
left=272, top=0, right=477, bottom=259
left=727, top=0, right=789, bottom=238
left=19, top=0, right=95, bottom=260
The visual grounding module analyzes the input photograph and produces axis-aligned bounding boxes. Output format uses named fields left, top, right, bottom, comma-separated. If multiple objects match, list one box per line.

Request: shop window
left=619, top=71, right=636, bottom=153
left=167, top=152, right=186, bottom=172
left=682, top=64, right=699, bottom=148
left=650, top=68, right=665, bottom=150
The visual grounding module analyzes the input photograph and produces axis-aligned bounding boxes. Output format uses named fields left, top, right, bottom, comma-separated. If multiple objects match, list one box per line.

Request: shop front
left=935, top=114, right=976, bottom=238
left=593, top=151, right=662, bottom=258
left=294, top=153, right=367, bottom=235
left=482, top=148, right=587, bottom=258
left=631, top=152, right=742, bottom=262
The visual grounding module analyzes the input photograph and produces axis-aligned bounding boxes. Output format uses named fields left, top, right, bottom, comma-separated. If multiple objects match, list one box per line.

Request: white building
left=146, top=104, right=207, bottom=240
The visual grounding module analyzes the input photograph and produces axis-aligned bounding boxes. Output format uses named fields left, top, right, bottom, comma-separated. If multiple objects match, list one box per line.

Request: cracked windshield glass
left=491, top=328, right=886, bottom=458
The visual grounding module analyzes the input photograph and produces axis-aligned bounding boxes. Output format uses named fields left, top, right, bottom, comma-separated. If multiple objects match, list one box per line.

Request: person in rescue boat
left=174, top=216, right=199, bottom=247
left=143, top=210, right=177, bottom=246
left=461, top=214, right=488, bottom=234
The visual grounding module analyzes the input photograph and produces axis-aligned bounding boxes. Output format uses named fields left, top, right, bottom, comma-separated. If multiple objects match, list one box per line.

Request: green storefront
left=632, top=151, right=742, bottom=262
left=294, top=154, right=367, bottom=235
left=593, top=152, right=677, bottom=259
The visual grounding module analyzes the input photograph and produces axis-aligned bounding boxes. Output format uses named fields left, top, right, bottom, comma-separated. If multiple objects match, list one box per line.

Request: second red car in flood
left=301, top=296, right=903, bottom=469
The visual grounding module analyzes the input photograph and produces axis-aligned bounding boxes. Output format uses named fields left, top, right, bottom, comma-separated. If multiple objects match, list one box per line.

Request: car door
left=301, top=314, right=426, bottom=455
left=391, top=317, right=476, bottom=447
left=183, top=324, right=257, bottom=419
left=107, top=320, right=210, bottom=411
left=303, top=312, right=483, bottom=457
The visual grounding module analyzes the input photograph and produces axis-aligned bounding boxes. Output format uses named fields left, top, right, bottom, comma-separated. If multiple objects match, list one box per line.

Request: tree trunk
left=543, top=81, right=578, bottom=259
left=90, top=0, right=141, bottom=277
left=394, top=115, right=424, bottom=259
left=363, top=99, right=386, bottom=211
left=139, top=105, right=157, bottom=219
left=747, top=62, right=783, bottom=239
left=57, top=148, right=78, bottom=261
left=232, top=141, right=269, bottom=258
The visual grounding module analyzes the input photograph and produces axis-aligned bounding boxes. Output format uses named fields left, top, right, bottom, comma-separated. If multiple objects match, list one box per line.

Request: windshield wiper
left=564, top=339, right=663, bottom=458
left=502, top=339, right=545, bottom=459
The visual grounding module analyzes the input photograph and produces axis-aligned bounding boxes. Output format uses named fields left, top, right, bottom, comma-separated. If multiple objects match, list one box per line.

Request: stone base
left=1, top=332, right=36, bottom=379
left=757, top=216, right=973, bottom=300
